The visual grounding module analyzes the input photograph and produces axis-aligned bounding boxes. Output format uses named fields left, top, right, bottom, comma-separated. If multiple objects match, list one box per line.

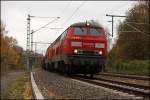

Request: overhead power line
left=58, top=1, right=72, bottom=17
left=124, top=22, right=150, bottom=38
left=29, top=16, right=60, bottom=19
left=62, top=1, right=86, bottom=27
left=106, top=14, right=126, bottom=37
left=30, top=17, right=60, bottom=51
left=27, top=14, right=60, bottom=54
left=100, top=1, right=131, bottom=20
left=43, top=27, right=63, bottom=30
left=125, top=22, right=150, bottom=25
left=31, top=42, right=51, bottom=44
left=118, top=31, right=141, bottom=33
left=53, top=1, right=72, bottom=35
left=109, top=2, right=133, bottom=15
left=31, top=17, right=60, bottom=34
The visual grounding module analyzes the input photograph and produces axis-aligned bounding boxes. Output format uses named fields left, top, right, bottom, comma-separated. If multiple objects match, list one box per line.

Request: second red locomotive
left=42, top=21, right=108, bottom=77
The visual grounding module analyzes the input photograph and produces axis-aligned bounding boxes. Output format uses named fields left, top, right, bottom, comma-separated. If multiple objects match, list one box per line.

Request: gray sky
left=1, top=1, right=137, bottom=54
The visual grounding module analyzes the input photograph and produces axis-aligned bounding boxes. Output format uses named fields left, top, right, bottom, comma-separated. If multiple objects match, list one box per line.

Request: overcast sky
left=1, top=1, right=137, bottom=54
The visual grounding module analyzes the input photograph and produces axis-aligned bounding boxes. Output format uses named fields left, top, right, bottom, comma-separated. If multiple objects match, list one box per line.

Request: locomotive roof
left=70, top=22, right=103, bottom=28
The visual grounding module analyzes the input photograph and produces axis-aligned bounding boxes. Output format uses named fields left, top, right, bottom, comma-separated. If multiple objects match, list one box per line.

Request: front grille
left=77, top=50, right=98, bottom=55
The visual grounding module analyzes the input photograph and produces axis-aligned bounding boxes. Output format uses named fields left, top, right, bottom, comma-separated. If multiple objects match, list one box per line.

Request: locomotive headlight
left=74, top=49, right=78, bottom=54
left=87, top=22, right=90, bottom=26
left=99, top=51, right=103, bottom=55
left=71, top=41, right=82, bottom=47
left=95, top=43, right=105, bottom=48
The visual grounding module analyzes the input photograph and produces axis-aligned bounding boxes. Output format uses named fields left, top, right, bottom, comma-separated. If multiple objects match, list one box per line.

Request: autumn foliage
left=106, top=1, right=149, bottom=75
left=1, top=22, right=24, bottom=71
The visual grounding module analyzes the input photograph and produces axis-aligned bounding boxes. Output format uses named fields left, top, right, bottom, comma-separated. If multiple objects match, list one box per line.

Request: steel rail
left=98, top=73, right=150, bottom=81
left=73, top=76, right=150, bottom=98
left=95, top=77, right=150, bottom=90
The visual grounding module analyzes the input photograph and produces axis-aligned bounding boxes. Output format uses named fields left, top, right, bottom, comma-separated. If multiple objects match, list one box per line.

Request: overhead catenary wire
left=118, top=31, right=143, bottom=33
left=109, top=1, right=135, bottom=15
left=58, top=1, right=72, bottom=17
left=98, top=2, right=133, bottom=40
left=31, top=17, right=60, bottom=34
left=53, top=1, right=72, bottom=34
left=125, top=22, right=150, bottom=25
left=30, top=16, right=60, bottom=19
left=43, top=27, right=63, bottom=30
left=124, top=22, right=150, bottom=38
left=29, top=16, right=60, bottom=53
left=61, top=1, right=86, bottom=27
left=55, top=1, right=85, bottom=37
left=31, top=41, right=51, bottom=44
left=99, top=1, right=132, bottom=20
left=104, top=1, right=140, bottom=39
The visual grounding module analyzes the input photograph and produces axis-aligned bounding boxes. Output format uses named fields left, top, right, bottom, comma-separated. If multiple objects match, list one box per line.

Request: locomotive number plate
left=83, top=43, right=94, bottom=48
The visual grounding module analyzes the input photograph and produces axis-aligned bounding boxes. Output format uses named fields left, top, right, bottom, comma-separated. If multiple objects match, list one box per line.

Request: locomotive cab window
left=61, top=30, right=67, bottom=40
left=90, top=28, right=101, bottom=36
left=74, top=27, right=86, bottom=35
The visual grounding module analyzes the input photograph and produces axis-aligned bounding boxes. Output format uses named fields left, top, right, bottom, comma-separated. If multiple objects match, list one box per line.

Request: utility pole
left=27, top=15, right=60, bottom=71
left=30, top=30, right=34, bottom=70
left=106, top=14, right=126, bottom=37
left=26, top=14, right=34, bottom=71
left=30, top=17, right=59, bottom=53
left=30, top=16, right=59, bottom=53
left=31, top=30, right=34, bottom=52
left=26, top=14, right=31, bottom=71
left=35, top=43, right=37, bottom=54
left=34, top=43, right=37, bottom=68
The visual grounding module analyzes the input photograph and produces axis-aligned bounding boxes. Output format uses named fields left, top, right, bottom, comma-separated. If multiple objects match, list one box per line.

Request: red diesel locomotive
left=42, top=21, right=107, bottom=77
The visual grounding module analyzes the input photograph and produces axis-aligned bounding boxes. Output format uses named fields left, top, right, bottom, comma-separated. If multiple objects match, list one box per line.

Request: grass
left=7, top=72, right=33, bottom=99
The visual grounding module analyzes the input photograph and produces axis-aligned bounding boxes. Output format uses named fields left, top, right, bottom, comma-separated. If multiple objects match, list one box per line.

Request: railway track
left=98, top=73, right=150, bottom=81
left=72, top=75, right=150, bottom=98
left=32, top=68, right=150, bottom=99
left=95, top=77, right=150, bottom=90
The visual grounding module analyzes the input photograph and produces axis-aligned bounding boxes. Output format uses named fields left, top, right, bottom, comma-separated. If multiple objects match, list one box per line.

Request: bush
left=106, top=60, right=149, bottom=75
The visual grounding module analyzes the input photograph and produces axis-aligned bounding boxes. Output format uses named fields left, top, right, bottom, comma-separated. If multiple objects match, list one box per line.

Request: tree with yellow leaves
left=1, top=21, right=24, bottom=71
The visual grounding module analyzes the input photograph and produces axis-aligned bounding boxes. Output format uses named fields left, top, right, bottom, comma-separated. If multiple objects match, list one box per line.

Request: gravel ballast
left=33, top=68, right=143, bottom=99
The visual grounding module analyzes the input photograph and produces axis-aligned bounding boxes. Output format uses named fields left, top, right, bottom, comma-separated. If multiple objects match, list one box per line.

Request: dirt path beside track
left=1, top=70, right=28, bottom=99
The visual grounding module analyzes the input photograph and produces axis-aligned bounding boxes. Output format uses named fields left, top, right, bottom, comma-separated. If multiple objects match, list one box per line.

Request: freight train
left=41, top=21, right=108, bottom=77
